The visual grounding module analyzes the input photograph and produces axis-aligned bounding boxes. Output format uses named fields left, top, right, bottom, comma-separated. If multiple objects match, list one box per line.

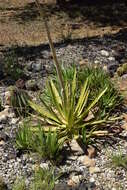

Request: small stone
left=103, top=65, right=108, bottom=72
left=94, top=60, right=100, bottom=65
left=69, top=139, right=84, bottom=155
left=108, top=57, right=115, bottom=61
left=0, top=132, right=9, bottom=141
left=100, top=50, right=109, bottom=57
left=121, top=123, right=127, bottom=131
left=0, top=108, right=9, bottom=122
left=26, top=62, right=33, bottom=71
left=32, top=63, right=42, bottom=72
left=40, top=163, right=49, bottom=169
left=79, top=59, right=89, bottom=66
left=15, top=79, right=25, bottom=89
left=87, top=145, right=96, bottom=158
left=89, top=166, right=100, bottom=174
left=71, top=175, right=81, bottom=184
left=67, top=179, right=76, bottom=187
left=80, top=155, right=95, bottom=167
left=89, top=177, right=95, bottom=183
left=25, top=80, right=38, bottom=90
left=0, top=140, right=5, bottom=145
left=54, top=183, right=70, bottom=190
left=0, top=176, right=7, bottom=190
left=122, top=74, right=127, bottom=79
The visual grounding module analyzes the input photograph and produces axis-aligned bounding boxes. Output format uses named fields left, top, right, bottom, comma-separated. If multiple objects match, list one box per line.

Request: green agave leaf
left=48, top=81, right=66, bottom=120
left=71, top=69, right=76, bottom=98
left=40, top=96, right=66, bottom=124
left=75, top=78, right=89, bottom=113
left=77, top=88, right=90, bottom=117
left=29, top=100, right=61, bottom=124
left=50, top=80, right=62, bottom=105
left=78, top=87, right=107, bottom=122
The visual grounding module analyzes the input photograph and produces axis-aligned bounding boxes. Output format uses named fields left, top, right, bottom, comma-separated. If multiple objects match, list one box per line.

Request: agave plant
left=16, top=123, right=33, bottom=150
left=29, top=69, right=108, bottom=144
left=32, top=127, right=64, bottom=162
left=9, top=86, right=31, bottom=117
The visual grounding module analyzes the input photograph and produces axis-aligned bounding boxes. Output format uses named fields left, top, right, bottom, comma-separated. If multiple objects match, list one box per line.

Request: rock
left=36, top=78, right=45, bottom=90
left=94, top=60, right=100, bottom=65
left=15, top=79, right=25, bottom=89
left=0, top=108, right=10, bottom=122
left=69, top=139, right=84, bottom=156
left=85, top=111, right=94, bottom=122
left=25, top=80, right=38, bottom=90
left=0, top=131, right=9, bottom=141
left=40, top=163, right=49, bottom=169
left=108, top=57, right=115, bottom=61
left=0, top=176, right=7, bottom=190
left=121, top=123, right=127, bottom=130
left=54, top=184, right=71, bottom=190
left=67, top=179, right=76, bottom=187
left=122, top=74, right=127, bottom=79
left=89, top=177, right=95, bottom=183
left=0, top=140, right=5, bottom=145
left=100, top=50, right=109, bottom=57
left=26, top=62, right=33, bottom=71
left=79, top=155, right=95, bottom=167
left=87, top=145, right=96, bottom=158
left=89, top=166, right=100, bottom=174
left=79, top=59, right=89, bottom=67
left=32, top=63, right=42, bottom=72
left=71, top=175, right=81, bottom=184
left=107, top=63, right=118, bottom=76
left=117, top=63, right=127, bottom=76
left=103, top=65, right=108, bottom=72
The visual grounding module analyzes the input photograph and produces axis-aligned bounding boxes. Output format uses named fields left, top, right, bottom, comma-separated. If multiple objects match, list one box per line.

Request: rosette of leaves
left=9, top=86, right=31, bottom=117
left=44, top=66, right=122, bottom=118
left=16, top=122, right=64, bottom=163
left=29, top=69, right=108, bottom=145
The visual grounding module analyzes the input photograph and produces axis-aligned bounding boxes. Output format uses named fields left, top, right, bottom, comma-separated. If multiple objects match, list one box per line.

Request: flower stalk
left=35, top=0, right=66, bottom=101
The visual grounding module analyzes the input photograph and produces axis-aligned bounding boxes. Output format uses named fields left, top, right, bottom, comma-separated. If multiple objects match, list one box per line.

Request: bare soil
left=0, top=0, right=127, bottom=48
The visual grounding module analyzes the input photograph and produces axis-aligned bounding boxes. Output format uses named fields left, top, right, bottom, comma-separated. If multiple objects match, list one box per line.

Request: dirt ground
left=0, top=0, right=127, bottom=48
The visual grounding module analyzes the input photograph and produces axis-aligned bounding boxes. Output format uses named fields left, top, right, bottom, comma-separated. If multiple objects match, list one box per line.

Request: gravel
left=0, top=34, right=127, bottom=189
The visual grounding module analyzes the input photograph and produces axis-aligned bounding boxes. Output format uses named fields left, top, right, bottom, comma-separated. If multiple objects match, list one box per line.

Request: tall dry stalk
left=35, top=0, right=66, bottom=101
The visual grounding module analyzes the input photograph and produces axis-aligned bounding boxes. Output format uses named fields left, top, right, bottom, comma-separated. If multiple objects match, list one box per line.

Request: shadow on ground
left=1, top=27, right=127, bottom=60
left=10, top=0, right=127, bottom=27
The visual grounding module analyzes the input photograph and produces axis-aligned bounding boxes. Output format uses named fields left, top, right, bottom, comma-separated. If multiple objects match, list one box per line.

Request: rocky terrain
left=0, top=30, right=127, bottom=189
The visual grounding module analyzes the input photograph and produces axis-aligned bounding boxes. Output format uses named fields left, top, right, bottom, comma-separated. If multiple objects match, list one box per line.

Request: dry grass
left=0, top=0, right=126, bottom=48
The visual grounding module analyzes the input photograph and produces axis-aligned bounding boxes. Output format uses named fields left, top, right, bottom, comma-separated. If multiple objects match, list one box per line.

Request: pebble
left=1, top=34, right=127, bottom=189
left=100, top=50, right=110, bottom=57
left=32, top=62, right=42, bottom=72
left=89, top=177, right=95, bottom=183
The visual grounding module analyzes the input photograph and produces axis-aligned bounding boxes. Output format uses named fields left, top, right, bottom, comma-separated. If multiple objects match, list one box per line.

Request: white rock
left=80, top=155, right=95, bottom=167
left=89, top=166, right=100, bottom=174
left=69, top=139, right=84, bottom=155
left=71, top=175, right=80, bottom=184
left=108, top=57, right=115, bottom=61
left=100, top=50, right=109, bottom=57
left=94, top=60, right=100, bottom=64
left=40, top=163, right=49, bottom=169
left=89, top=177, right=95, bottom=183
